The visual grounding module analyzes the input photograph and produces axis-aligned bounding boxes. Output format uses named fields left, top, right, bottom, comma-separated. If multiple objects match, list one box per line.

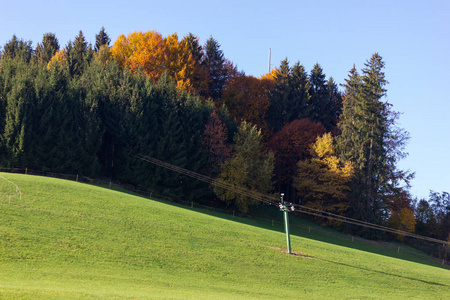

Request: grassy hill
left=0, top=173, right=449, bottom=299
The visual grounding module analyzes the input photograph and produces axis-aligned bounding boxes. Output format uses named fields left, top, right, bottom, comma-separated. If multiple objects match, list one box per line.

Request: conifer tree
left=202, top=37, right=228, bottom=100
left=94, top=27, right=111, bottom=51
left=68, top=31, right=89, bottom=77
left=35, top=33, right=59, bottom=65
left=267, top=59, right=310, bottom=132
left=182, top=33, right=210, bottom=98
left=1, top=35, right=33, bottom=62
left=336, top=54, right=389, bottom=226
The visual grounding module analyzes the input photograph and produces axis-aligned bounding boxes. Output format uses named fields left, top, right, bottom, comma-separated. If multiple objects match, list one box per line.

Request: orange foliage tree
left=220, top=74, right=273, bottom=134
left=385, top=188, right=416, bottom=239
left=110, top=31, right=197, bottom=92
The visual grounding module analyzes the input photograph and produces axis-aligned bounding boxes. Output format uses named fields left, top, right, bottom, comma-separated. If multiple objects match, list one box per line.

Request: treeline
left=0, top=29, right=448, bottom=251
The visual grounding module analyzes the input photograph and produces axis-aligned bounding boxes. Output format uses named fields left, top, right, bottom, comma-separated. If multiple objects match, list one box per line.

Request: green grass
left=0, top=173, right=449, bottom=299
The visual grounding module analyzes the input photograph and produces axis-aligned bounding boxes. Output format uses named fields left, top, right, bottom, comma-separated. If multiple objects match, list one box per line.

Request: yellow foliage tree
left=294, top=133, right=353, bottom=219
left=111, top=31, right=165, bottom=82
left=163, top=33, right=196, bottom=92
left=47, top=49, right=68, bottom=69
left=110, top=31, right=197, bottom=92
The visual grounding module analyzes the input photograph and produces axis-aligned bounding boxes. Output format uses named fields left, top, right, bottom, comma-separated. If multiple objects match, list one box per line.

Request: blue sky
left=1, top=0, right=449, bottom=199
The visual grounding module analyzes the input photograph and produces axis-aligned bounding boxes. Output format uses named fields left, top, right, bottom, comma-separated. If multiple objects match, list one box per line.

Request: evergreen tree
left=1, top=35, right=33, bottom=62
left=94, top=27, right=111, bottom=51
left=35, top=33, right=59, bottom=65
left=326, top=77, right=343, bottom=132
left=182, top=33, right=210, bottom=98
left=267, top=59, right=310, bottom=132
left=202, top=37, right=228, bottom=100
left=68, top=31, right=90, bottom=77
left=1, top=59, right=38, bottom=166
left=336, top=54, right=389, bottom=227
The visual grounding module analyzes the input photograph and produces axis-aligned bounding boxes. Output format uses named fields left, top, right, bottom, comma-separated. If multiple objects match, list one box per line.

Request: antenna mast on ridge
left=268, top=48, right=272, bottom=73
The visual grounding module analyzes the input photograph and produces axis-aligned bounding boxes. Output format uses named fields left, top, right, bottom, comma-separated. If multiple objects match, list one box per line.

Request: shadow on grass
left=315, top=255, right=448, bottom=287
left=98, top=183, right=449, bottom=271
left=187, top=203, right=449, bottom=271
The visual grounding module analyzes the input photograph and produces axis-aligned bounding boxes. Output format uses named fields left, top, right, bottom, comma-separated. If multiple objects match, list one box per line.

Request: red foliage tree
left=268, top=118, right=325, bottom=201
left=201, top=111, right=232, bottom=176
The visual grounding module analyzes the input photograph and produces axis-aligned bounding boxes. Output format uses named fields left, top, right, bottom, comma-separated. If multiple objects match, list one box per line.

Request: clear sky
left=1, top=0, right=449, bottom=199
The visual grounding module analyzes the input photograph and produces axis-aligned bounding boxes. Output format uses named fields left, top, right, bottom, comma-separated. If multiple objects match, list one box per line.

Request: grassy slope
left=0, top=173, right=449, bottom=299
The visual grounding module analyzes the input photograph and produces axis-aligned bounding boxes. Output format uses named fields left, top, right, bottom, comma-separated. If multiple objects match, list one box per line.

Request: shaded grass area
left=1, top=173, right=449, bottom=299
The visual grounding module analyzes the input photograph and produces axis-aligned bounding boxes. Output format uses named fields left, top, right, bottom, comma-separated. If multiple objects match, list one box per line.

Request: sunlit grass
left=0, top=173, right=449, bottom=299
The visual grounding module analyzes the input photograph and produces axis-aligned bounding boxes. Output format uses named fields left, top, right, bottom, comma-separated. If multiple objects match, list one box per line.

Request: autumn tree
left=182, top=33, right=210, bottom=98
left=215, top=121, right=275, bottom=213
left=385, top=188, right=416, bottom=239
left=221, top=74, right=273, bottom=134
left=268, top=118, right=325, bottom=202
left=294, top=133, right=353, bottom=221
left=201, top=110, right=232, bottom=177
left=110, top=30, right=166, bottom=81
left=110, top=31, right=197, bottom=92
left=163, top=33, right=196, bottom=92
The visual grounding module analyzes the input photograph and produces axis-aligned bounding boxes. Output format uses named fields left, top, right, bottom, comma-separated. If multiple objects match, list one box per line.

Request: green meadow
left=0, top=173, right=448, bottom=299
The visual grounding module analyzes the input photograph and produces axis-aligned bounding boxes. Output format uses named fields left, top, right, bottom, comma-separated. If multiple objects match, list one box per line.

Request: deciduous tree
left=216, top=121, right=275, bottom=213
left=294, top=133, right=353, bottom=221
left=268, top=118, right=325, bottom=202
left=201, top=110, right=232, bottom=177
left=221, top=74, right=272, bottom=134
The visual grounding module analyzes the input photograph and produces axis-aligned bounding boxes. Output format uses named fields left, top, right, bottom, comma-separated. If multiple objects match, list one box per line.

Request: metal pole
left=284, top=207, right=291, bottom=254
left=281, top=193, right=292, bottom=254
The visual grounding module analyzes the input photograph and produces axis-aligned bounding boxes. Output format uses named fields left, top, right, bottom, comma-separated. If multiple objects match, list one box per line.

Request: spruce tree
left=202, top=37, right=228, bottom=100
left=309, top=64, right=331, bottom=129
left=1, top=35, right=33, bottom=62
left=68, top=31, right=89, bottom=77
left=35, top=33, right=60, bottom=65
left=267, top=59, right=310, bottom=132
left=336, top=54, right=389, bottom=226
left=94, top=27, right=111, bottom=51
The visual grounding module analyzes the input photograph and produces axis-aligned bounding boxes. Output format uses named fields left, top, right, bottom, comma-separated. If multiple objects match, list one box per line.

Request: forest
left=0, top=28, right=448, bottom=258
